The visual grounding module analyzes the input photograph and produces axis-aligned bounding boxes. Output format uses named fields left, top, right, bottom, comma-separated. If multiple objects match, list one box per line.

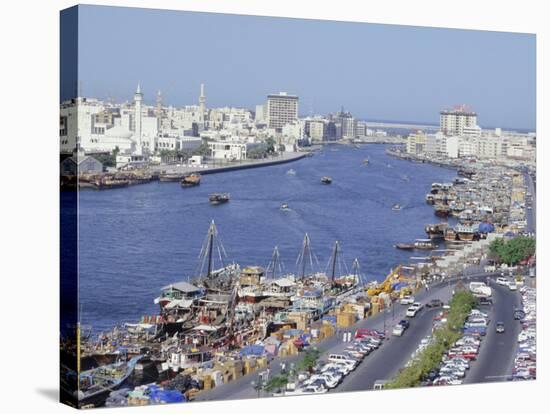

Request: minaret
left=134, top=83, right=143, bottom=154
left=156, top=90, right=162, bottom=128
left=199, top=83, right=206, bottom=120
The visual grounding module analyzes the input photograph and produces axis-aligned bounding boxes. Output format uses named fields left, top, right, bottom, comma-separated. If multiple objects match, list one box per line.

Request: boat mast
left=352, top=258, right=361, bottom=284
left=301, top=233, right=310, bottom=280
left=269, top=246, right=280, bottom=279
left=207, top=220, right=215, bottom=278
left=330, top=241, right=339, bottom=281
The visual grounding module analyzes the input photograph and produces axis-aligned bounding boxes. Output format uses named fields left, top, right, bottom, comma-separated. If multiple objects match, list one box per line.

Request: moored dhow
left=434, top=204, right=451, bottom=217
left=425, top=223, right=449, bottom=239
left=181, top=173, right=201, bottom=187
left=159, top=172, right=184, bottom=182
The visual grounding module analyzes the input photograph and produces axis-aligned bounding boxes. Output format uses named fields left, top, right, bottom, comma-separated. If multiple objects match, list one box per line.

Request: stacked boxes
left=287, top=312, right=309, bottom=331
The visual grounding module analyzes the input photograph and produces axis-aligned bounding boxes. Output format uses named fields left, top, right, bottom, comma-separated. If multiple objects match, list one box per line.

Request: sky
left=67, top=5, right=536, bottom=130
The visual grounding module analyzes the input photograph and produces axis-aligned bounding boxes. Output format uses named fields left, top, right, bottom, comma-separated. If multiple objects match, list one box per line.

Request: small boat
left=280, top=203, right=290, bottom=211
left=395, top=243, right=415, bottom=250
left=425, top=223, right=449, bottom=239
left=181, top=173, right=201, bottom=187
left=209, top=193, right=230, bottom=205
left=414, top=239, right=436, bottom=250
left=95, top=179, right=129, bottom=189
left=402, top=175, right=410, bottom=182
left=363, top=158, right=369, bottom=165
left=321, top=176, right=333, bottom=184
left=286, top=169, right=296, bottom=176
left=76, top=356, right=143, bottom=408
left=392, top=203, right=402, bottom=211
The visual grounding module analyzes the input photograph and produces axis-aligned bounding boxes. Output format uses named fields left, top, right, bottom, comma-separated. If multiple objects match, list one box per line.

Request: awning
left=164, top=299, right=194, bottom=309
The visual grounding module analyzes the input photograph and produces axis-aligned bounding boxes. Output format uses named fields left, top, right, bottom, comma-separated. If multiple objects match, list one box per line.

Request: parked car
left=478, top=296, right=493, bottom=306
left=427, top=299, right=443, bottom=308
left=514, top=309, right=526, bottom=320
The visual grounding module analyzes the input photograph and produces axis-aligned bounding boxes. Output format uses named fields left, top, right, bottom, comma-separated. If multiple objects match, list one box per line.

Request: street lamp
left=251, top=377, right=261, bottom=398
left=383, top=304, right=387, bottom=339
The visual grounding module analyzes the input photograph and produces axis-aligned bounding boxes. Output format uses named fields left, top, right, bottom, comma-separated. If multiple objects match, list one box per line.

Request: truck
left=469, top=281, right=492, bottom=297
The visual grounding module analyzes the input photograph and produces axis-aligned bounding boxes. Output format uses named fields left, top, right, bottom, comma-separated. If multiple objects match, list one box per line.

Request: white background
left=0, top=0, right=547, bottom=413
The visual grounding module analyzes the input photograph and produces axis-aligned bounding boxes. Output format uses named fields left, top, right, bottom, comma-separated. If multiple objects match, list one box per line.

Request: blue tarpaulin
left=392, top=282, right=408, bottom=291
left=149, top=390, right=186, bottom=404
left=322, top=315, right=337, bottom=324
left=239, top=344, right=265, bottom=356
left=479, top=222, right=495, bottom=233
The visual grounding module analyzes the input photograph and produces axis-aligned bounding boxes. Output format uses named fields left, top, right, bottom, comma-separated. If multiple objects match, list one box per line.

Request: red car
left=355, top=328, right=384, bottom=339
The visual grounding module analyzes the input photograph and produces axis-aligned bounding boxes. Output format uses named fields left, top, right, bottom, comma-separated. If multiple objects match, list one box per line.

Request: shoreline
left=152, top=151, right=308, bottom=176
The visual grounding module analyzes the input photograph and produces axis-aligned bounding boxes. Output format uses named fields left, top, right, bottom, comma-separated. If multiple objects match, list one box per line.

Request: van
left=373, top=380, right=388, bottom=390
left=328, top=354, right=358, bottom=369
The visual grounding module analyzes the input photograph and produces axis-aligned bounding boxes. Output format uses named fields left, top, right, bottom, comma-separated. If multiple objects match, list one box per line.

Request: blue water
left=76, top=144, right=457, bottom=332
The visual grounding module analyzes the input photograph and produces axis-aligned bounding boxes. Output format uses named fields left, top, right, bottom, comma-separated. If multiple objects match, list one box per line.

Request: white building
left=309, top=120, right=325, bottom=141
left=255, top=104, right=267, bottom=124
left=440, top=106, right=478, bottom=136
left=406, top=131, right=427, bottom=154
left=208, top=141, right=263, bottom=161
left=267, top=92, right=298, bottom=130
left=282, top=121, right=303, bottom=140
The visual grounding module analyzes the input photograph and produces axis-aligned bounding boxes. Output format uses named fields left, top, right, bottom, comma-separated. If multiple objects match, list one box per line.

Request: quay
left=75, top=151, right=308, bottom=190
left=151, top=151, right=307, bottom=176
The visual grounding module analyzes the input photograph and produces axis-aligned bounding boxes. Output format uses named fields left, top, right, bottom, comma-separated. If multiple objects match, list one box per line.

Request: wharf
left=151, top=151, right=307, bottom=176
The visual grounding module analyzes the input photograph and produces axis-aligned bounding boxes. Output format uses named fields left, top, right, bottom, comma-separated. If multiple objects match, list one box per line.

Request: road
left=336, top=291, right=452, bottom=392
left=194, top=275, right=489, bottom=401
left=464, top=283, right=521, bottom=383
left=524, top=172, right=536, bottom=234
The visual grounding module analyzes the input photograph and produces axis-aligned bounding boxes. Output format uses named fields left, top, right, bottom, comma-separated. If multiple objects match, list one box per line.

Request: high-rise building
left=440, top=105, right=478, bottom=136
left=267, top=92, right=298, bottom=131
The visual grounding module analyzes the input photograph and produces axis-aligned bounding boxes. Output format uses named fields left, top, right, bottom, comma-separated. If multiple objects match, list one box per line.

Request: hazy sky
left=71, top=5, right=536, bottom=130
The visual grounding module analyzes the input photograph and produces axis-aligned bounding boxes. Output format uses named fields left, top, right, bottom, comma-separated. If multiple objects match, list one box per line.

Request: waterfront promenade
left=150, top=151, right=307, bottom=176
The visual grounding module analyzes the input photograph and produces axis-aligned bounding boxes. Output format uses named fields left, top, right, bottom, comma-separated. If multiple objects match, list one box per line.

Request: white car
left=299, top=384, right=328, bottom=395
left=496, top=277, right=508, bottom=286
left=328, top=354, right=359, bottom=368
left=392, top=324, right=405, bottom=336
left=469, top=309, right=488, bottom=318
left=456, top=337, right=480, bottom=347
left=321, top=363, right=351, bottom=376
left=406, top=305, right=420, bottom=317
left=508, top=281, right=518, bottom=291
left=305, top=374, right=339, bottom=389
left=400, top=295, right=415, bottom=305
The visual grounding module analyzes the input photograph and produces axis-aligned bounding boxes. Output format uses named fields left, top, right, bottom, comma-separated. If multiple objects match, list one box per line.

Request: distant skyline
left=69, top=5, right=536, bottom=130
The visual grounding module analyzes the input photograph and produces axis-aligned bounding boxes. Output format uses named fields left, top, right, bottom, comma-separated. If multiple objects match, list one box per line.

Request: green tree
left=265, top=137, right=276, bottom=154
left=489, top=236, right=535, bottom=265
left=296, top=348, right=321, bottom=372
left=386, top=291, right=477, bottom=389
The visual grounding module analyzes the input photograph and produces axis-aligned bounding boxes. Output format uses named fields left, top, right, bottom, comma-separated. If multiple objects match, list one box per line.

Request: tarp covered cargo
left=239, top=344, right=265, bottom=356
